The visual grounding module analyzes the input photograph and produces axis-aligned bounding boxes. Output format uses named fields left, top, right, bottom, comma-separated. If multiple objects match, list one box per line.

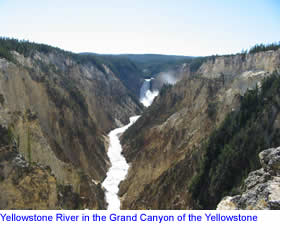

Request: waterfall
left=140, top=78, right=159, bottom=107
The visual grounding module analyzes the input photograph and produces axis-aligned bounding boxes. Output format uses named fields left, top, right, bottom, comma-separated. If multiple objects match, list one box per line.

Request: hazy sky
left=0, top=0, right=280, bottom=56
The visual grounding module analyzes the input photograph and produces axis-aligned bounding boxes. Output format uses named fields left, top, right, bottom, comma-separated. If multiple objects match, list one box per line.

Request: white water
left=102, top=78, right=158, bottom=210
left=140, top=78, right=159, bottom=107
left=102, top=116, right=140, bottom=210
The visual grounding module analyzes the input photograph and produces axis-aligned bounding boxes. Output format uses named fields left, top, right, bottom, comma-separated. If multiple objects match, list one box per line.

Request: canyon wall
left=0, top=43, right=143, bottom=209
left=119, top=50, right=280, bottom=209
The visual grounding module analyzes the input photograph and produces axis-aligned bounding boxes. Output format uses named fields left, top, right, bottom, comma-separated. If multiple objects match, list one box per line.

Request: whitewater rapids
left=102, top=116, right=140, bottom=210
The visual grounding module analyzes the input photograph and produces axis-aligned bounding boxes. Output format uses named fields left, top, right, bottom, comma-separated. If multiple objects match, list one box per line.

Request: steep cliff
left=0, top=39, right=143, bottom=209
left=119, top=49, right=280, bottom=209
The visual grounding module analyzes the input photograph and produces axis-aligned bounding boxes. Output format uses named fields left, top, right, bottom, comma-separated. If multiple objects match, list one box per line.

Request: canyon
left=0, top=38, right=280, bottom=210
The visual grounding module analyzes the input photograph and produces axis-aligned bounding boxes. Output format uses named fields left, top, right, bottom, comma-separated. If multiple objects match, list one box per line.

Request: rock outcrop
left=217, top=147, right=280, bottom=210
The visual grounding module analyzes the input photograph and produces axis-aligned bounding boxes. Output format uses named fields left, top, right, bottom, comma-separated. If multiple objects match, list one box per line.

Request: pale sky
left=0, top=0, right=280, bottom=56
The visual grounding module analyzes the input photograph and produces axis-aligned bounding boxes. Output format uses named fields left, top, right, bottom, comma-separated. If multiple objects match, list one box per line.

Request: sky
left=0, top=0, right=280, bottom=56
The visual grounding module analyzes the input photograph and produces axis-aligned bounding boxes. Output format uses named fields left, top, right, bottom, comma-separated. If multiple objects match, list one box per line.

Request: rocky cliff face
left=0, top=125, right=58, bottom=209
left=0, top=41, right=143, bottom=209
left=217, top=147, right=280, bottom=210
left=119, top=50, right=280, bottom=209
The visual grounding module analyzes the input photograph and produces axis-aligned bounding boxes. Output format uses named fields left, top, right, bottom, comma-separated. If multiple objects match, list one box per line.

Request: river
left=102, top=78, right=158, bottom=210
